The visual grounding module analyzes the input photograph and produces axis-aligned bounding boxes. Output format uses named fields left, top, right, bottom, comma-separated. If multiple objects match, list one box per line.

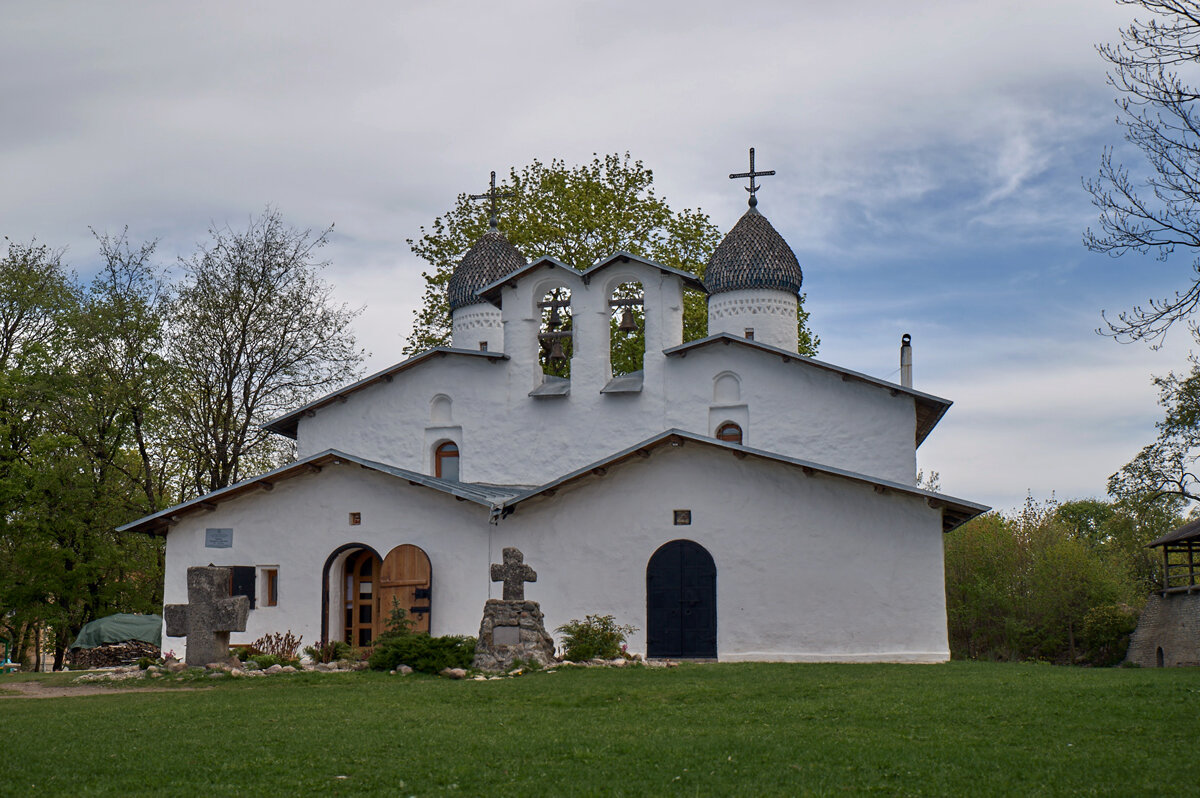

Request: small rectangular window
left=262, top=568, right=278, bottom=607
left=230, top=566, right=256, bottom=610
left=744, top=328, right=755, bottom=340
left=479, top=341, right=488, bottom=351
left=674, top=509, right=692, bottom=525
left=349, top=512, right=361, bottom=526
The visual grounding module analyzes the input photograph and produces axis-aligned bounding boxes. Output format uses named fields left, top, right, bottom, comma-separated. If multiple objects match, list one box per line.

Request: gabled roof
left=262, top=348, right=508, bottom=439
left=503, top=429, right=988, bottom=533
left=1148, top=518, right=1200, bottom=548
left=476, top=251, right=706, bottom=305
left=118, top=449, right=522, bottom=536
left=664, top=333, right=951, bottom=447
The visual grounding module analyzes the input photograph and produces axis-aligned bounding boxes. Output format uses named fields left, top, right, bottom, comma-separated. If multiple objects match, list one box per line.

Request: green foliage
left=555, top=614, right=637, bottom=661
left=303, top=640, right=354, bottom=664
left=945, top=496, right=1154, bottom=665
left=404, top=153, right=819, bottom=358
left=368, top=633, right=476, bottom=674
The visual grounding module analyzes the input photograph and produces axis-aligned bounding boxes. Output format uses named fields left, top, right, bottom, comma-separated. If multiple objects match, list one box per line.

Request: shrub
left=251, top=631, right=303, bottom=660
left=303, top=640, right=354, bottom=664
left=555, top=614, right=637, bottom=661
left=369, top=634, right=476, bottom=674
left=249, top=654, right=282, bottom=669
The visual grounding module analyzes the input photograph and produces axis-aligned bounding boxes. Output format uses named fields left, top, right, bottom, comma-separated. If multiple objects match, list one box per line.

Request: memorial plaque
left=205, top=528, right=233, bottom=548
left=493, top=625, right=520, bottom=646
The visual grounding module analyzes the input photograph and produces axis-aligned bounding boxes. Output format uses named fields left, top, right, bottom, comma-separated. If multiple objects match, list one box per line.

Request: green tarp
left=71, top=613, right=162, bottom=649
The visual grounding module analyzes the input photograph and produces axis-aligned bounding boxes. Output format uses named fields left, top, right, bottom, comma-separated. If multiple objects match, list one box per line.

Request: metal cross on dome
left=729, top=147, right=775, bottom=208
left=469, top=170, right=516, bottom=229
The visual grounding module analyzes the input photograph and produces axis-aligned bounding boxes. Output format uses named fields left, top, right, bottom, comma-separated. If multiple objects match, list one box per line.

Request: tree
left=406, top=153, right=820, bottom=357
left=1086, top=1, right=1200, bottom=342
left=166, top=209, right=365, bottom=494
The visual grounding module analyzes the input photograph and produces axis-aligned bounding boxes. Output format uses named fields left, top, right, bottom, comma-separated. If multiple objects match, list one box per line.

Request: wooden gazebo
left=1148, top=519, right=1200, bottom=594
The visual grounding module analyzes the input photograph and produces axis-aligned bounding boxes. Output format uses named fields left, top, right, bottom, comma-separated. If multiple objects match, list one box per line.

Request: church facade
left=123, top=178, right=986, bottom=663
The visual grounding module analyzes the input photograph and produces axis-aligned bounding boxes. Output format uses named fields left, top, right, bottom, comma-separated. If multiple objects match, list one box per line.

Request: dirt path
left=0, top=680, right=198, bottom=699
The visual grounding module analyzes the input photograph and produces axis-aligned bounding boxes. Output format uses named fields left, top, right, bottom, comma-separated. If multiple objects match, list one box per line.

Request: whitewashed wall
left=295, top=260, right=919, bottom=486
left=161, top=445, right=948, bottom=662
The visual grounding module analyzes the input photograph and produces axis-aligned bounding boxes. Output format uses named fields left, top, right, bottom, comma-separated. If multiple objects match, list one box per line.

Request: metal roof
left=121, top=432, right=988, bottom=537
left=502, top=429, right=989, bottom=533
left=261, top=348, right=508, bottom=439
left=117, top=449, right=524, bottom=536
left=447, top=228, right=527, bottom=311
left=704, top=207, right=803, bottom=296
left=476, top=252, right=705, bottom=306
left=663, top=334, right=951, bottom=447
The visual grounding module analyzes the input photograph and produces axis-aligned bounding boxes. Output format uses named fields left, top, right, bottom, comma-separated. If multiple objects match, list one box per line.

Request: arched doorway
left=380, top=544, right=433, bottom=634
left=343, top=549, right=382, bottom=647
left=646, top=539, right=716, bottom=659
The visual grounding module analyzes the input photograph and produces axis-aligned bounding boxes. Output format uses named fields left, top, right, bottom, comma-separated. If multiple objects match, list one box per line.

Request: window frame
left=435, top=441, right=460, bottom=480
left=716, top=422, right=743, bottom=444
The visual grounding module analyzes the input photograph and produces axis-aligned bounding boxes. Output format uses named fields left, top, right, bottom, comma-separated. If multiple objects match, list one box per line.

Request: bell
left=548, top=305, right=562, bottom=331
left=549, top=339, right=567, bottom=363
left=618, top=307, right=637, bottom=333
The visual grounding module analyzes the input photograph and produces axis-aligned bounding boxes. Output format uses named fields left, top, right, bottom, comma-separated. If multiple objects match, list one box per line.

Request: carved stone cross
left=490, top=547, right=537, bottom=601
left=164, top=565, right=249, bottom=666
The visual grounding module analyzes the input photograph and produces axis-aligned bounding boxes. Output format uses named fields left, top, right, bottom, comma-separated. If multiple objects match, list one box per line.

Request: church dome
left=448, top=228, right=526, bottom=311
left=703, top=207, right=803, bottom=296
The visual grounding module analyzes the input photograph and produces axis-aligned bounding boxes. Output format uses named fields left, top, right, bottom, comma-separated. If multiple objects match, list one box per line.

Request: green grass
left=1, top=662, right=1198, bottom=796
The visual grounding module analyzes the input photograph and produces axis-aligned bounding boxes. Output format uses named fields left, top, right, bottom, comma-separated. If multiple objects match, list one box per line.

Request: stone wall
left=1125, top=592, right=1200, bottom=667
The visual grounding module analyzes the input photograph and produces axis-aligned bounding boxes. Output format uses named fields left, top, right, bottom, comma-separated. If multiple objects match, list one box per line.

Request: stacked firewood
left=69, top=641, right=161, bottom=669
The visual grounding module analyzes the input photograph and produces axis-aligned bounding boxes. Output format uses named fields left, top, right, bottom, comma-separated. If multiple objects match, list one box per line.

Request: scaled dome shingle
left=447, top=229, right=527, bottom=311
left=703, top=207, right=803, bottom=296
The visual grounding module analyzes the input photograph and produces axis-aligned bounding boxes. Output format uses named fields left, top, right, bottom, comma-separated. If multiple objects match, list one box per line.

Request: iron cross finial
left=729, top=147, right=775, bottom=208
left=469, top=170, right=516, bottom=229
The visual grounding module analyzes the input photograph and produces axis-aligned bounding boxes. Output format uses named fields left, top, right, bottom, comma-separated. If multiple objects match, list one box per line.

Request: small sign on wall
left=674, top=510, right=692, bottom=526
left=205, top=528, right=233, bottom=548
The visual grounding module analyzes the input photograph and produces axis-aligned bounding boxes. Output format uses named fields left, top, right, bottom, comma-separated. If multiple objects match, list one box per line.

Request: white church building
left=122, top=176, right=986, bottom=663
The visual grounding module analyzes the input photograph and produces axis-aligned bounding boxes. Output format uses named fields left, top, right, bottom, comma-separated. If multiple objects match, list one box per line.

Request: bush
left=555, top=614, right=637, bottom=661
left=369, top=634, right=476, bottom=674
left=303, top=640, right=354, bottom=664
left=251, top=631, right=303, bottom=660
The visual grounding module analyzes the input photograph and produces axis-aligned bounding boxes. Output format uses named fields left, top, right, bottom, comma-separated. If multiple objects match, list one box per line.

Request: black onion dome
left=447, top=228, right=526, bottom=311
left=703, top=207, right=803, bottom=295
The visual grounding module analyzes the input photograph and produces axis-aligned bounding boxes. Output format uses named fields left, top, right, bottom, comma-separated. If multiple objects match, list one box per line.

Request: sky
left=1, top=0, right=1192, bottom=514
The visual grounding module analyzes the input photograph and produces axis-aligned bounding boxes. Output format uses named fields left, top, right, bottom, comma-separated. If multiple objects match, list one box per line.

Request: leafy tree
left=405, top=153, right=819, bottom=360
left=166, top=209, right=366, bottom=494
left=1086, top=1, right=1200, bottom=342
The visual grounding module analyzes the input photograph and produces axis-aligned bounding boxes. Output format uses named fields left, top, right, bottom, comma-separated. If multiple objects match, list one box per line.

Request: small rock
left=204, top=662, right=224, bottom=671
left=611, top=658, right=627, bottom=668
left=398, top=665, right=413, bottom=675
left=265, top=664, right=283, bottom=674
left=472, top=675, right=487, bottom=681
left=209, top=672, right=226, bottom=679
left=350, top=662, right=368, bottom=671
left=315, top=662, right=335, bottom=672
left=389, top=669, right=396, bottom=675
left=145, top=665, right=159, bottom=674
left=281, top=665, right=297, bottom=673
left=439, top=667, right=468, bottom=679
left=149, top=671, right=162, bottom=679
left=166, top=662, right=188, bottom=674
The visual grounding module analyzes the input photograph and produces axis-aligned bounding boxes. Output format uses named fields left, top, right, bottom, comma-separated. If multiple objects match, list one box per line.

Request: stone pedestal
left=473, top=599, right=556, bottom=671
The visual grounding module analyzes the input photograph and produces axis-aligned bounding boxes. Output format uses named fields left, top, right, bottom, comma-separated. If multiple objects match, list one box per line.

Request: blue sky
left=2, top=0, right=1190, bottom=513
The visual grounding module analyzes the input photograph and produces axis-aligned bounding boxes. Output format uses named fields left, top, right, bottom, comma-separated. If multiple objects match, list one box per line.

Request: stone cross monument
left=473, top=547, right=555, bottom=671
left=164, top=565, right=249, bottom=666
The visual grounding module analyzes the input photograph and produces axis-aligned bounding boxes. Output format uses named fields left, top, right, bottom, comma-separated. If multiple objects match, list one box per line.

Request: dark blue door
left=646, top=540, right=716, bottom=659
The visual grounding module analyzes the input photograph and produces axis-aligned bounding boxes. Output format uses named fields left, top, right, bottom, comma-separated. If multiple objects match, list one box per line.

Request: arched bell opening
left=609, top=280, right=644, bottom=378
left=538, top=287, right=573, bottom=379
left=646, top=539, right=717, bottom=660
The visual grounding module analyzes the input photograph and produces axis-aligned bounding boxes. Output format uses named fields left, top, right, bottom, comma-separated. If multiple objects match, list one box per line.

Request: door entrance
left=646, top=539, right=716, bottom=659
left=344, top=549, right=381, bottom=647
left=380, top=544, right=433, bottom=634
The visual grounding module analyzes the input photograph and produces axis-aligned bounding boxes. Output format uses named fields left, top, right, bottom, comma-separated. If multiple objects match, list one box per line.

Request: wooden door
left=344, top=549, right=381, bottom=647
left=646, top=539, right=716, bottom=659
left=380, top=545, right=432, bottom=634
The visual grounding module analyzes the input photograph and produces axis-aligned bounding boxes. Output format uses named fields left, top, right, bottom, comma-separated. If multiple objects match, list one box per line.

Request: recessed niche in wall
left=674, top=509, right=692, bottom=526
left=349, top=512, right=361, bottom=526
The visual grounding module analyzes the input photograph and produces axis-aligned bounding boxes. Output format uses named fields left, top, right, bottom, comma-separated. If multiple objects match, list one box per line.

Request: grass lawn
left=1, top=661, right=1198, bottom=796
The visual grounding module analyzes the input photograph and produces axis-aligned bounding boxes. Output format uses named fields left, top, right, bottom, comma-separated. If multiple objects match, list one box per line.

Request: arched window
left=435, top=441, right=460, bottom=480
left=538, top=287, right=572, bottom=379
left=716, top=422, right=742, bottom=444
